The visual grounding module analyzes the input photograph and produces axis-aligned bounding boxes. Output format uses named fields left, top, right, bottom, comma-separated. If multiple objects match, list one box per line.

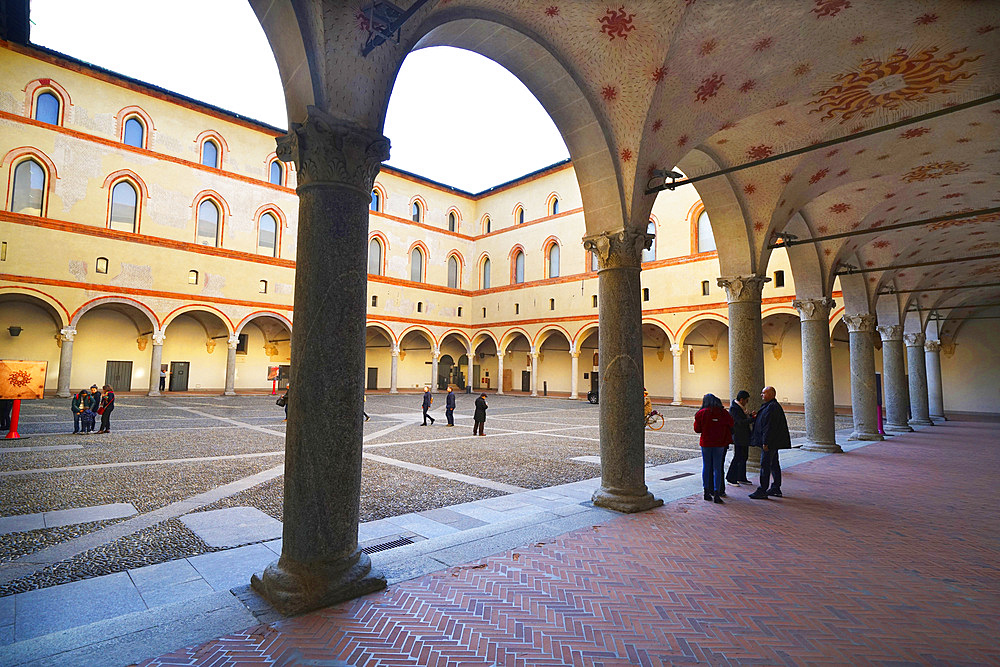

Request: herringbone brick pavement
left=143, top=422, right=1000, bottom=666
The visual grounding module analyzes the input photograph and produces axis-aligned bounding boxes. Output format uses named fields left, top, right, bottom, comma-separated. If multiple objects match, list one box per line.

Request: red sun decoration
left=746, top=144, right=774, bottom=160
left=599, top=6, right=636, bottom=40
left=545, top=6, right=559, bottom=17
left=601, top=85, right=618, bottom=101
left=813, top=0, right=852, bottom=18
left=695, top=73, right=725, bottom=102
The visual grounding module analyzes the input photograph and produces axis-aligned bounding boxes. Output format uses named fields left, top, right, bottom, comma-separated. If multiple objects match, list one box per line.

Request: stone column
left=670, top=343, right=683, bottom=405
left=925, top=339, right=945, bottom=421
left=530, top=351, right=539, bottom=397
left=570, top=351, right=580, bottom=399
left=224, top=336, right=238, bottom=396
left=583, top=229, right=662, bottom=513
left=148, top=333, right=164, bottom=397
left=718, top=275, right=769, bottom=471
left=389, top=346, right=399, bottom=394
left=496, top=349, right=504, bottom=395
left=251, top=109, right=389, bottom=614
left=794, top=298, right=841, bottom=452
left=430, top=348, right=440, bottom=392
left=877, top=325, right=912, bottom=433
left=56, top=327, right=76, bottom=398
left=843, top=315, right=882, bottom=441
left=905, top=332, right=932, bottom=426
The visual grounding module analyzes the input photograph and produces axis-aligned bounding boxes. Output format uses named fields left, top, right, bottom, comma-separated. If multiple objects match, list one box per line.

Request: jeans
left=758, top=448, right=782, bottom=492
left=73, top=410, right=82, bottom=433
left=726, top=444, right=748, bottom=482
left=701, top=446, right=726, bottom=494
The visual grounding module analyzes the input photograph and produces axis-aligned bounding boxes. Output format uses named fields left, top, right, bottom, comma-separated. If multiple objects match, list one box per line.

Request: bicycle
left=645, top=410, right=664, bottom=430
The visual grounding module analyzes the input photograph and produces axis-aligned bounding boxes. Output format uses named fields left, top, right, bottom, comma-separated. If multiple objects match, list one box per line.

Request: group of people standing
left=71, top=384, right=116, bottom=434
left=421, top=387, right=489, bottom=435
left=694, top=386, right=791, bottom=504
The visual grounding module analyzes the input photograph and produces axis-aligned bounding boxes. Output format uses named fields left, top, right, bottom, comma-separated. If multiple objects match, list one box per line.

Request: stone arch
left=0, top=287, right=69, bottom=329
left=236, top=311, right=292, bottom=337
left=500, top=327, right=532, bottom=353
left=71, top=296, right=159, bottom=333
left=675, top=313, right=728, bottom=346
left=365, top=321, right=397, bottom=348
left=162, top=304, right=234, bottom=336
left=471, top=330, right=499, bottom=352
left=641, top=318, right=675, bottom=348
left=398, top=325, right=436, bottom=349
left=534, top=325, right=573, bottom=351
left=572, top=322, right=600, bottom=351
left=781, top=212, right=830, bottom=299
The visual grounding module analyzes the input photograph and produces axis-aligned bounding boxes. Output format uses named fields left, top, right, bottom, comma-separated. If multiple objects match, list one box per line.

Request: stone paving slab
left=187, top=543, right=276, bottom=592
left=179, top=507, right=282, bottom=548
left=128, top=559, right=215, bottom=609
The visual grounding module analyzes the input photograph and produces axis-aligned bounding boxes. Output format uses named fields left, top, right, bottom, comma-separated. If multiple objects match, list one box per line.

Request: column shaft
left=844, top=315, right=882, bottom=440
left=671, top=344, right=682, bottom=405
left=877, top=326, right=912, bottom=433
left=224, top=339, right=237, bottom=395
left=570, top=352, right=579, bottom=399
left=496, top=351, right=504, bottom=395
left=795, top=298, right=841, bottom=452
left=390, top=349, right=398, bottom=393
left=905, top=332, right=932, bottom=425
left=148, top=340, right=163, bottom=397
left=530, top=352, right=538, bottom=397
left=56, top=328, right=75, bottom=398
left=925, top=340, right=945, bottom=421
left=431, top=352, right=439, bottom=392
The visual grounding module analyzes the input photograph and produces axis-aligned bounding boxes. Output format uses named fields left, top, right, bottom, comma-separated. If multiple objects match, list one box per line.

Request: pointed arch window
left=109, top=181, right=138, bottom=232
left=123, top=117, right=145, bottom=148
left=410, top=246, right=424, bottom=282
left=514, top=250, right=525, bottom=284
left=269, top=160, right=284, bottom=186
left=448, top=255, right=459, bottom=288
left=643, top=220, right=656, bottom=262
left=258, top=212, right=277, bottom=256
left=412, top=201, right=422, bottom=223
left=197, top=200, right=220, bottom=246
left=482, top=257, right=491, bottom=289
left=550, top=196, right=560, bottom=216
left=35, top=92, right=60, bottom=125
left=370, top=189, right=380, bottom=211
left=10, top=159, right=45, bottom=216
left=483, top=216, right=491, bottom=234
left=547, top=242, right=560, bottom=278
left=697, top=209, right=716, bottom=253
left=201, top=140, right=219, bottom=168
left=515, top=206, right=524, bottom=225
left=448, top=211, right=457, bottom=232
left=368, top=238, right=383, bottom=275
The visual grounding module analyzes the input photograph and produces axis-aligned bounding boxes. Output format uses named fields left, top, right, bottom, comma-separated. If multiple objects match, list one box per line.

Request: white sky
left=28, top=0, right=568, bottom=192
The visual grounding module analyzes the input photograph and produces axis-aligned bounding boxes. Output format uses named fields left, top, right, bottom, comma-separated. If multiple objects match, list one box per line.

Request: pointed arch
left=408, top=240, right=429, bottom=283
left=370, top=182, right=386, bottom=213
left=446, top=206, right=462, bottom=233
left=254, top=205, right=286, bottom=258
left=195, top=130, right=229, bottom=169
left=4, top=147, right=58, bottom=217
left=446, top=250, right=465, bottom=289
left=24, top=78, right=72, bottom=125
left=114, top=105, right=156, bottom=149
left=409, top=194, right=427, bottom=223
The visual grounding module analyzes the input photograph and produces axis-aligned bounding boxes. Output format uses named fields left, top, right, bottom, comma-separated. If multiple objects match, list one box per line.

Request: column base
left=147, top=390, right=161, bottom=397
left=670, top=401, right=682, bottom=406
left=389, top=389, right=398, bottom=394
left=592, top=486, right=663, bottom=513
left=909, top=418, right=933, bottom=426
left=930, top=415, right=947, bottom=423
left=885, top=423, right=913, bottom=433
left=224, top=391, right=236, bottom=396
left=848, top=431, right=884, bottom=441
left=251, top=549, right=385, bottom=616
left=745, top=446, right=763, bottom=473
left=569, top=394, right=579, bottom=400
left=56, top=391, right=71, bottom=399
left=801, top=441, right=844, bottom=453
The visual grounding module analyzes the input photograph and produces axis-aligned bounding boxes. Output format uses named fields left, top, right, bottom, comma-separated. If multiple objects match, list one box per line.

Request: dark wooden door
left=105, top=361, right=133, bottom=392
left=521, top=370, right=531, bottom=392
left=169, top=361, right=190, bottom=392
left=366, top=367, right=378, bottom=390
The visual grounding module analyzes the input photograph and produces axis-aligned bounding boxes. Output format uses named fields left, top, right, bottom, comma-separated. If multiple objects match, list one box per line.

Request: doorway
left=169, top=361, right=190, bottom=391
left=521, top=370, right=531, bottom=392
left=367, top=367, right=378, bottom=391
left=105, top=361, right=133, bottom=392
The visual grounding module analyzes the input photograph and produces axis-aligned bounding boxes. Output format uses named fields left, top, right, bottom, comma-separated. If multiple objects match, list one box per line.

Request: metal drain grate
left=661, top=472, right=694, bottom=482
left=361, top=536, right=415, bottom=554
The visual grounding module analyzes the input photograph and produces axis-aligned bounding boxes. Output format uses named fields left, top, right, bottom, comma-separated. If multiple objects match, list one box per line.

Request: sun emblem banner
left=0, top=360, right=48, bottom=400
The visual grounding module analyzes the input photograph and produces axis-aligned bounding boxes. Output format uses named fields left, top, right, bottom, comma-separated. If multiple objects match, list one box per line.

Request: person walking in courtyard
left=445, top=387, right=456, bottom=426
left=159, top=366, right=168, bottom=392
left=278, top=384, right=289, bottom=421
left=749, top=386, right=791, bottom=499
left=71, top=388, right=91, bottom=434
left=363, top=394, right=370, bottom=422
left=694, top=393, right=734, bottom=503
left=96, top=384, right=115, bottom=433
left=726, top=390, right=754, bottom=486
left=421, top=386, right=435, bottom=425
left=473, top=392, right=488, bottom=435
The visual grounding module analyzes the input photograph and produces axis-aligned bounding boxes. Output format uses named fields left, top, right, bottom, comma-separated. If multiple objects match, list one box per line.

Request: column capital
left=717, top=274, right=770, bottom=303
left=431, top=348, right=440, bottom=359
left=843, top=313, right=877, bottom=333
left=793, top=297, right=836, bottom=322
left=276, top=106, right=390, bottom=193
left=571, top=350, right=581, bottom=358
left=227, top=336, right=240, bottom=350
left=903, top=332, right=926, bottom=347
left=59, top=327, right=77, bottom=342
left=390, top=345, right=399, bottom=357
left=924, top=339, right=941, bottom=352
left=877, top=324, right=902, bottom=342
left=151, top=332, right=165, bottom=346
left=670, top=342, right=683, bottom=356
left=582, top=228, right=651, bottom=270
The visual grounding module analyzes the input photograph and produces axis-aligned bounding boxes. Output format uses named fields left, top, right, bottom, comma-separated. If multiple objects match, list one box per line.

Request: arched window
left=514, top=250, right=525, bottom=284
left=269, top=160, right=284, bottom=186
left=188, top=270, right=199, bottom=285
left=109, top=181, right=138, bottom=232
left=35, top=92, right=60, bottom=125
left=258, top=212, right=277, bottom=256
left=197, top=200, right=220, bottom=246
left=370, top=188, right=381, bottom=212
left=447, top=255, right=459, bottom=288
left=410, top=246, right=424, bottom=282
left=550, top=196, right=560, bottom=216
left=259, top=280, right=268, bottom=294
left=411, top=201, right=422, bottom=223
left=368, top=238, right=383, bottom=275
left=448, top=211, right=457, bottom=232
left=483, top=216, right=491, bottom=234
left=482, top=257, right=491, bottom=289
left=643, top=220, right=656, bottom=262
left=10, top=159, right=45, bottom=215
left=697, top=209, right=716, bottom=252
left=547, top=242, right=560, bottom=278
left=515, top=206, right=524, bottom=225
left=123, top=117, right=144, bottom=148
left=96, top=257, right=109, bottom=274
left=201, top=140, right=219, bottom=168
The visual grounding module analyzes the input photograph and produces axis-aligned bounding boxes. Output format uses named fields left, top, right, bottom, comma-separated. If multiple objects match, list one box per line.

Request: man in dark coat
left=445, top=387, right=456, bottom=426
left=421, top=386, right=435, bottom=425
left=749, top=386, right=791, bottom=499
left=726, top=390, right=754, bottom=485
left=473, top=393, right=488, bottom=436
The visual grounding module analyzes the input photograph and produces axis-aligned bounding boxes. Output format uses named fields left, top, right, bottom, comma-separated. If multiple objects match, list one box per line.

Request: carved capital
left=924, top=339, right=941, bottom=353
left=431, top=348, right=440, bottom=360
left=151, top=333, right=165, bottom=346
left=582, top=228, right=651, bottom=270
left=391, top=345, right=400, bottom=357
left=793, top=297, right=836, bottom=322
left=717, top=274, right=770, bottom=303
left=670, top=343, right=682, bottom=356
left=59, top=327, right=77, bottom=342
left=571, top=351, right=581, bottom=359
left=843, top=313, right=877, bottom=333
left=876, top=324, right=902, bottom=342
left=903, top=332, right=926, bottom=347
left=228, top=336, right=240, bottom=350
left=276, top=106, right=390, bottom=192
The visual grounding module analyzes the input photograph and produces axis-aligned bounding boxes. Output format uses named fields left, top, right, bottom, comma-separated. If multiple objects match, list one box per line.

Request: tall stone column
left=843, top=315, right=882, bottom=441
left=496, top=349, right=504, bottom=395
left=877, top=325, right=912, bottom=433
left=670, top=343, right=683, bottom=405
left=148, top=333, right=164, bottom=397
left=530, top=351, right=539, bottom=397
left=570, top=351, right=580, bottom=399
left=430, top=348, right=440, bottom=392
left=56, top=327, right=76, bottom=398
left=718, top=275, right=769, bottom=471
left=583, top=229, right=662, bottom=513
left=925, top=339, right=945, bottom=421
left=794, top=298, right=841, bottom=452
left=224, top=336, right=238, bottom=396
left=389, top=346, right=399, bottom=394
left=904, top=332, right=932, bottom=426
left=251, top=109, right=389, bottom=614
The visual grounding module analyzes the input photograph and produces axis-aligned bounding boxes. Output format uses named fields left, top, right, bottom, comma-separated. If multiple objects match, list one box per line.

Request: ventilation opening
left=515, top=303, right=519, bottom=315
left=482, top=307, right=487, bottom=318
left=549, top=298, right=555, bottom=310
left=701, top=280, right=710, bottom=296
left=661, top=472, right=694, bottom=482
left=361, top=536, right=415, bottom=554
left=371, top=295, right=378, bottom=307
left=592, top=295, right=597, bottom=308
left=458, top=306, right=463, bottom=317
left=774, top=270, right=785, bottom=287
left=417, top=302, right=423, bottom=313
left=642, top=288, right=650, bottom=302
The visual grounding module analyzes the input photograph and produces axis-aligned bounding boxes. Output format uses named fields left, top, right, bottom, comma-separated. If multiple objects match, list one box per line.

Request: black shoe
left=766, top=489, right=783, bottom=497
left=431, top=419, right=435, bottom=424
left=420, top=423, right=427, bottom=426
left=726, top=478, right=739, bottom=486
left=718, top=490, right=727, bottom=498
left=748, top=490, right=769, bottom=500
left=739, top=479, right=753, bottom=484
left=704, top=492, right=713, bottom=501
left=713, top=495, right=725, bottom=504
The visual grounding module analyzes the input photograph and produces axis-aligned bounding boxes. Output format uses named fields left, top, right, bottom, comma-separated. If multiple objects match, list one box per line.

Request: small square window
left=642, top=288, right=650, bottom=302
left=96, top=257, right=109, bottom=274
left=188, top=270, right=198, bottom=285
left=259, top=280, right=268, bottom=294
left=371, top=295, right=378, bottom=307
left=0, top=241, right=6, bottom=261
left=549, top=298, right=555, bottom=310
left=701, top=280, right=710, bottom=296
left=592, top=295, right=597, bottom=308
left=457, top=306, right=463, bottom=317
left=774, top=270, right=785, bottom=287
left=417, top=302, right=423, bottom=313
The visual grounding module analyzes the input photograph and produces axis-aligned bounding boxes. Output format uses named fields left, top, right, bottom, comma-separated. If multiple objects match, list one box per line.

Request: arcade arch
left=160, top=307, right=233, bottom=392
left=471, top=332, right=499, bottom=392
left=235, top=313, right=293, bottom=391
left=364, top=324, right=395, bottom=391
left=0, top=290, right=67, bottom=393
left=397, top=327, right=435, bottom=391
left=677, top=317, right=729, bottom=403
left=71, top=298, right=159, bottom=394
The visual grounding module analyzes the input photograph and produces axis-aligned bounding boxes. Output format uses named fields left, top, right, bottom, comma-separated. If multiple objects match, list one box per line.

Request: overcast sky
left=29, top=0, right=568, bottom=192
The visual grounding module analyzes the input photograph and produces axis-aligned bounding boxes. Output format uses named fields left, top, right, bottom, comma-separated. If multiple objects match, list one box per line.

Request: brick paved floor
left=142, top=421, right=1000, bottom=666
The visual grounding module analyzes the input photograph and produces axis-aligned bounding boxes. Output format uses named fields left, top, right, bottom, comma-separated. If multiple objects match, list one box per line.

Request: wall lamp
left=8, top=326, right=22, bottom=336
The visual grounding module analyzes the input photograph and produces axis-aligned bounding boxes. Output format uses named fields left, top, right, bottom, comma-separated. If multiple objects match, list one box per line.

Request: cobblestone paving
left=0, top=393, right=815, bottom=596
